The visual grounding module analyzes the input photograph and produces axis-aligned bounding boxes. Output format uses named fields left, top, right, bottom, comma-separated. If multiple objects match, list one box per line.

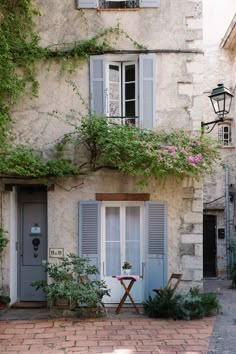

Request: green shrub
left=143, top=287, right=221, bottom=320
left=32, top=254, right=110, bottom=309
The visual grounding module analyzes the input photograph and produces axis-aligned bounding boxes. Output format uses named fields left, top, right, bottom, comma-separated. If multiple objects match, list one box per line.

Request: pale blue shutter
left=144, top=201, right=167, bottom=299
left=139, top=54, right=156, bottom=129
left=140, top=0, right=160, bottom=7
left=76, top=0, right=97, bottom=8
left=79, top=201, right=101, bottom=278
left=90, top=56, right=106, bottom=116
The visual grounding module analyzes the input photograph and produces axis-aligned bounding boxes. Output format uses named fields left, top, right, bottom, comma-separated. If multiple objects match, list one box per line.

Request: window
left=76, top=0, right=160, bottom=9
left=218, top=124, right=232, bottom=146
left=90, top=54, right=156, bottom=129
left=107, top=62, right=137, bottom=125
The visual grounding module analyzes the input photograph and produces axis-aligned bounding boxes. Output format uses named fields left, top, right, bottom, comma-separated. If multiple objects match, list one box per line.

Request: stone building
left=203, top=2, right=236, bottom=279
left=0, top=0, right=205, bottom=305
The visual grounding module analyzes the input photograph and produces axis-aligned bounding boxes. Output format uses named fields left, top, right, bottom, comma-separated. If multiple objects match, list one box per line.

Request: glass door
left=101, top=202, right=144, bottom=303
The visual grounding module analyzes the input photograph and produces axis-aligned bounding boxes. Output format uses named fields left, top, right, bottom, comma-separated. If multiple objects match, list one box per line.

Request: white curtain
left=125, top=207, right=140, bottom=275
left=105, top=207, right=120, bottom=276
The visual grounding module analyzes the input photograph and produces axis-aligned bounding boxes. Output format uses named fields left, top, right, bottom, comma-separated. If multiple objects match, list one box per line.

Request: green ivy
left=0, top=145, right=80, bottom=177
left=0, top=0, right=146, bottom=179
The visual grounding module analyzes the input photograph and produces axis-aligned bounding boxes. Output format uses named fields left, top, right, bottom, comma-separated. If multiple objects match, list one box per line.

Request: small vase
left=123, top=269, right=131, bottom=276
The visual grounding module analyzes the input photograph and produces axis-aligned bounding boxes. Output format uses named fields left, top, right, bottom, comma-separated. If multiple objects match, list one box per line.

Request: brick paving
left=0, top=316, right=214, bottom=354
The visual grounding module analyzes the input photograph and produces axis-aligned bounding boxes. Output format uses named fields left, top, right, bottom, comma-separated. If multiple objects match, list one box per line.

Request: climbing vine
left=0, top=0, right=147, bottom=179
left=0, top=0, right=219, bottom=184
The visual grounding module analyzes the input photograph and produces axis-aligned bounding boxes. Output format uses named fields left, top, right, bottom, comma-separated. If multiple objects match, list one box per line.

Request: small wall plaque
left=31, top=226, right=41, bottom=234
left=218, top=228, right=225, bottom=239
left=49, top=248, right=64, bottom=258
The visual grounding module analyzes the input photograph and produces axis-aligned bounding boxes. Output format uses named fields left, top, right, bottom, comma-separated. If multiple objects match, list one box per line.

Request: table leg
left=115, top=279, right=140, bottom=314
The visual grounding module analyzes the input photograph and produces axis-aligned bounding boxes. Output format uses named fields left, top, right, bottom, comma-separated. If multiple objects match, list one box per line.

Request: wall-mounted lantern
left=201, top=84, right=234, bottom=131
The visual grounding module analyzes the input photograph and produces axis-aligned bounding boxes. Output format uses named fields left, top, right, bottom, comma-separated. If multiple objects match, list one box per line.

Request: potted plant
left=0, top=295, right=10, bottom=308
left=32, top=254, right=110, bottom=311
left=122, top=261, right=132, bottom=275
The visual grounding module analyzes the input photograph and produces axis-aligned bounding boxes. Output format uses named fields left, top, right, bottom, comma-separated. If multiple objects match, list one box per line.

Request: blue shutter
left=140, top=0, right=160, bottom=7
left=90, top=56, right=106, bottom=116
left=144, top=201, right=167, bottom=299
left=79, top=201, right=101, bottom=278
left=76, top=0, right=97, bottom=8
left=139, top=54, right=156, bottom=129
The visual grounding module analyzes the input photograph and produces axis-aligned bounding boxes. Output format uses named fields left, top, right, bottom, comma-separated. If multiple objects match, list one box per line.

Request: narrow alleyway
left=206, top=279, right=236, bottom=354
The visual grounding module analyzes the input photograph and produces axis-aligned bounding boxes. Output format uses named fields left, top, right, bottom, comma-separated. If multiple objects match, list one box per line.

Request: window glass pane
left=109, top=101, right=120, bottom=117
left=126, top=207, right=140, bottom=275
left=125, top=65, right=135, bottom=82
left=106, top=207, right=120, bottom=276
left=109, top=65, right=119, bottom=82
left=125, top=101, right=136, bottom=117
left=109, top=83, right=120, bottom=100
left=125, top=83, right=135, bottom=100
left=106, top=207, right=120, bottom=241
left=109, top=65, right=120, bottom=117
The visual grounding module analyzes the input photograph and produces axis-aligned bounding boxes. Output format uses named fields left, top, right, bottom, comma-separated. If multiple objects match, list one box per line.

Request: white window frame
left=218, top=123, right=232, bottom=146
left=101, top=201, right=144, bottom=277
left=105, top=56, right=138, bottom=126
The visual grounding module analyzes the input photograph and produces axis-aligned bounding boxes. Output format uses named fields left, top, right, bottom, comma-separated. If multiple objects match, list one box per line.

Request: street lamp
left=201, top=83, right=234, bottom=130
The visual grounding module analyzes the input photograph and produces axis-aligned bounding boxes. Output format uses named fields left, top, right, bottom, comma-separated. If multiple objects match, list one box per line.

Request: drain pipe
left=225, top=165, right=231, bottom=279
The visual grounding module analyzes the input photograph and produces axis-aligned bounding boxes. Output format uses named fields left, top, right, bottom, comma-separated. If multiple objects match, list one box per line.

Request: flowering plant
left=122, top=261, right=132, bottom=270
left=79, top=118, right=220, bottom=186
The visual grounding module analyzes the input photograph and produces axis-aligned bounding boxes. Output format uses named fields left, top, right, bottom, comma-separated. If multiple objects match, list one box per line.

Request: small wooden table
left=114, top=275, right=140, bottom=314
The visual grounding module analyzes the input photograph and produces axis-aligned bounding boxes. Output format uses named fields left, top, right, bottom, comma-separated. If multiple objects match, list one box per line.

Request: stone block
left=183, top=211, right=202, bottom=224
left=182, top=187, right=194, bottom=199
left=192, top=199, right=203, bottom=212
left=182, top=269, right=194, bottom=281
left=178, top=83, right=193, bottom=96
left=181, top=234, right=202, bottom=244
left=186, top=18, right=202, bottom=31
left=193, top=269, right=203, bottom=281
left=180, top=243, right=195, bottom=256
left=182, top=255, right=203, bottom=269
left=186, top=29, right=203, bottom=42
left=195, top=244, right=203, bottom=257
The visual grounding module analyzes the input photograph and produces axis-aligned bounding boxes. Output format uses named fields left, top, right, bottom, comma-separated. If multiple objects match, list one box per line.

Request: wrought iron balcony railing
left=107, top=116, right=138, bottom=126
left=99, top=0, right=139, bottom=8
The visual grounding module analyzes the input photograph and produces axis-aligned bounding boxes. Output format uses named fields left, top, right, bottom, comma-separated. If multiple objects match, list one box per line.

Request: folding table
left=114, top=275, right=140, bottom=314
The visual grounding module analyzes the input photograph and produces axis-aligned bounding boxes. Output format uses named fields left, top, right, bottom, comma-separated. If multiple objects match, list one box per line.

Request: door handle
left=141, top=262, right=145, bottom=278
left=103, top=262, right=105, bottom=277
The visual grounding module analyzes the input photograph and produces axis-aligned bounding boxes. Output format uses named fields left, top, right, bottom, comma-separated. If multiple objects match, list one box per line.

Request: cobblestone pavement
left=206, top=279, right=236, bottom=354
left=0, top=314, right=214, bottom=353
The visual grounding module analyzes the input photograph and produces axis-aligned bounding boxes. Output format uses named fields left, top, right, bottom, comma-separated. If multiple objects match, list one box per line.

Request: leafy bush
left=32, top=254, right=110, bottom=309
left=143, top=287, right=221, bottom=320
left=79, top=117, right=220, bottom=185
left=0, top=295, right=10, bottom=304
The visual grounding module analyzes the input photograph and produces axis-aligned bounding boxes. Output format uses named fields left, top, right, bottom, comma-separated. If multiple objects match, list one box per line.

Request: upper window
left=107, top=61, right=137, bottom=125
left=76, top=0, right=160, bottom=9
left=218, top=124, right=232, bottom=146
left=90, top=54, right=156, bottom=129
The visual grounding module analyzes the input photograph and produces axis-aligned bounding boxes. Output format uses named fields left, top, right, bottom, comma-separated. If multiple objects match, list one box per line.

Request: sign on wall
left=49, top=248, right=64, bottom=258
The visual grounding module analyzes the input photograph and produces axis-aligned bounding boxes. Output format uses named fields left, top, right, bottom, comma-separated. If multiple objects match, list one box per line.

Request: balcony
left=99, top=0, right=139, bottom=8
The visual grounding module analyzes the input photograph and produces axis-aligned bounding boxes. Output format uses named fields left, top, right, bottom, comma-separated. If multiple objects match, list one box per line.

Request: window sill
left=219, top=144, right=235, bottom=149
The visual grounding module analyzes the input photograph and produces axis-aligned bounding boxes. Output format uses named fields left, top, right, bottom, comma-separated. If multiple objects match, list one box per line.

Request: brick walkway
left=0, top=316, right=214, bottom=354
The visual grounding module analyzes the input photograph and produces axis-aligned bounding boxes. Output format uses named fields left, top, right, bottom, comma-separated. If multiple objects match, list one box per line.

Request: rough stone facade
left=203, top=1, right=236, bottom=279
left=0, top=0, right=205, bottom=303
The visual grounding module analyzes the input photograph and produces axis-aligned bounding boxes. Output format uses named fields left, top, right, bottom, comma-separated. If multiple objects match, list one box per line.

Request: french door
left=101, top=202, right=144, bottom=303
